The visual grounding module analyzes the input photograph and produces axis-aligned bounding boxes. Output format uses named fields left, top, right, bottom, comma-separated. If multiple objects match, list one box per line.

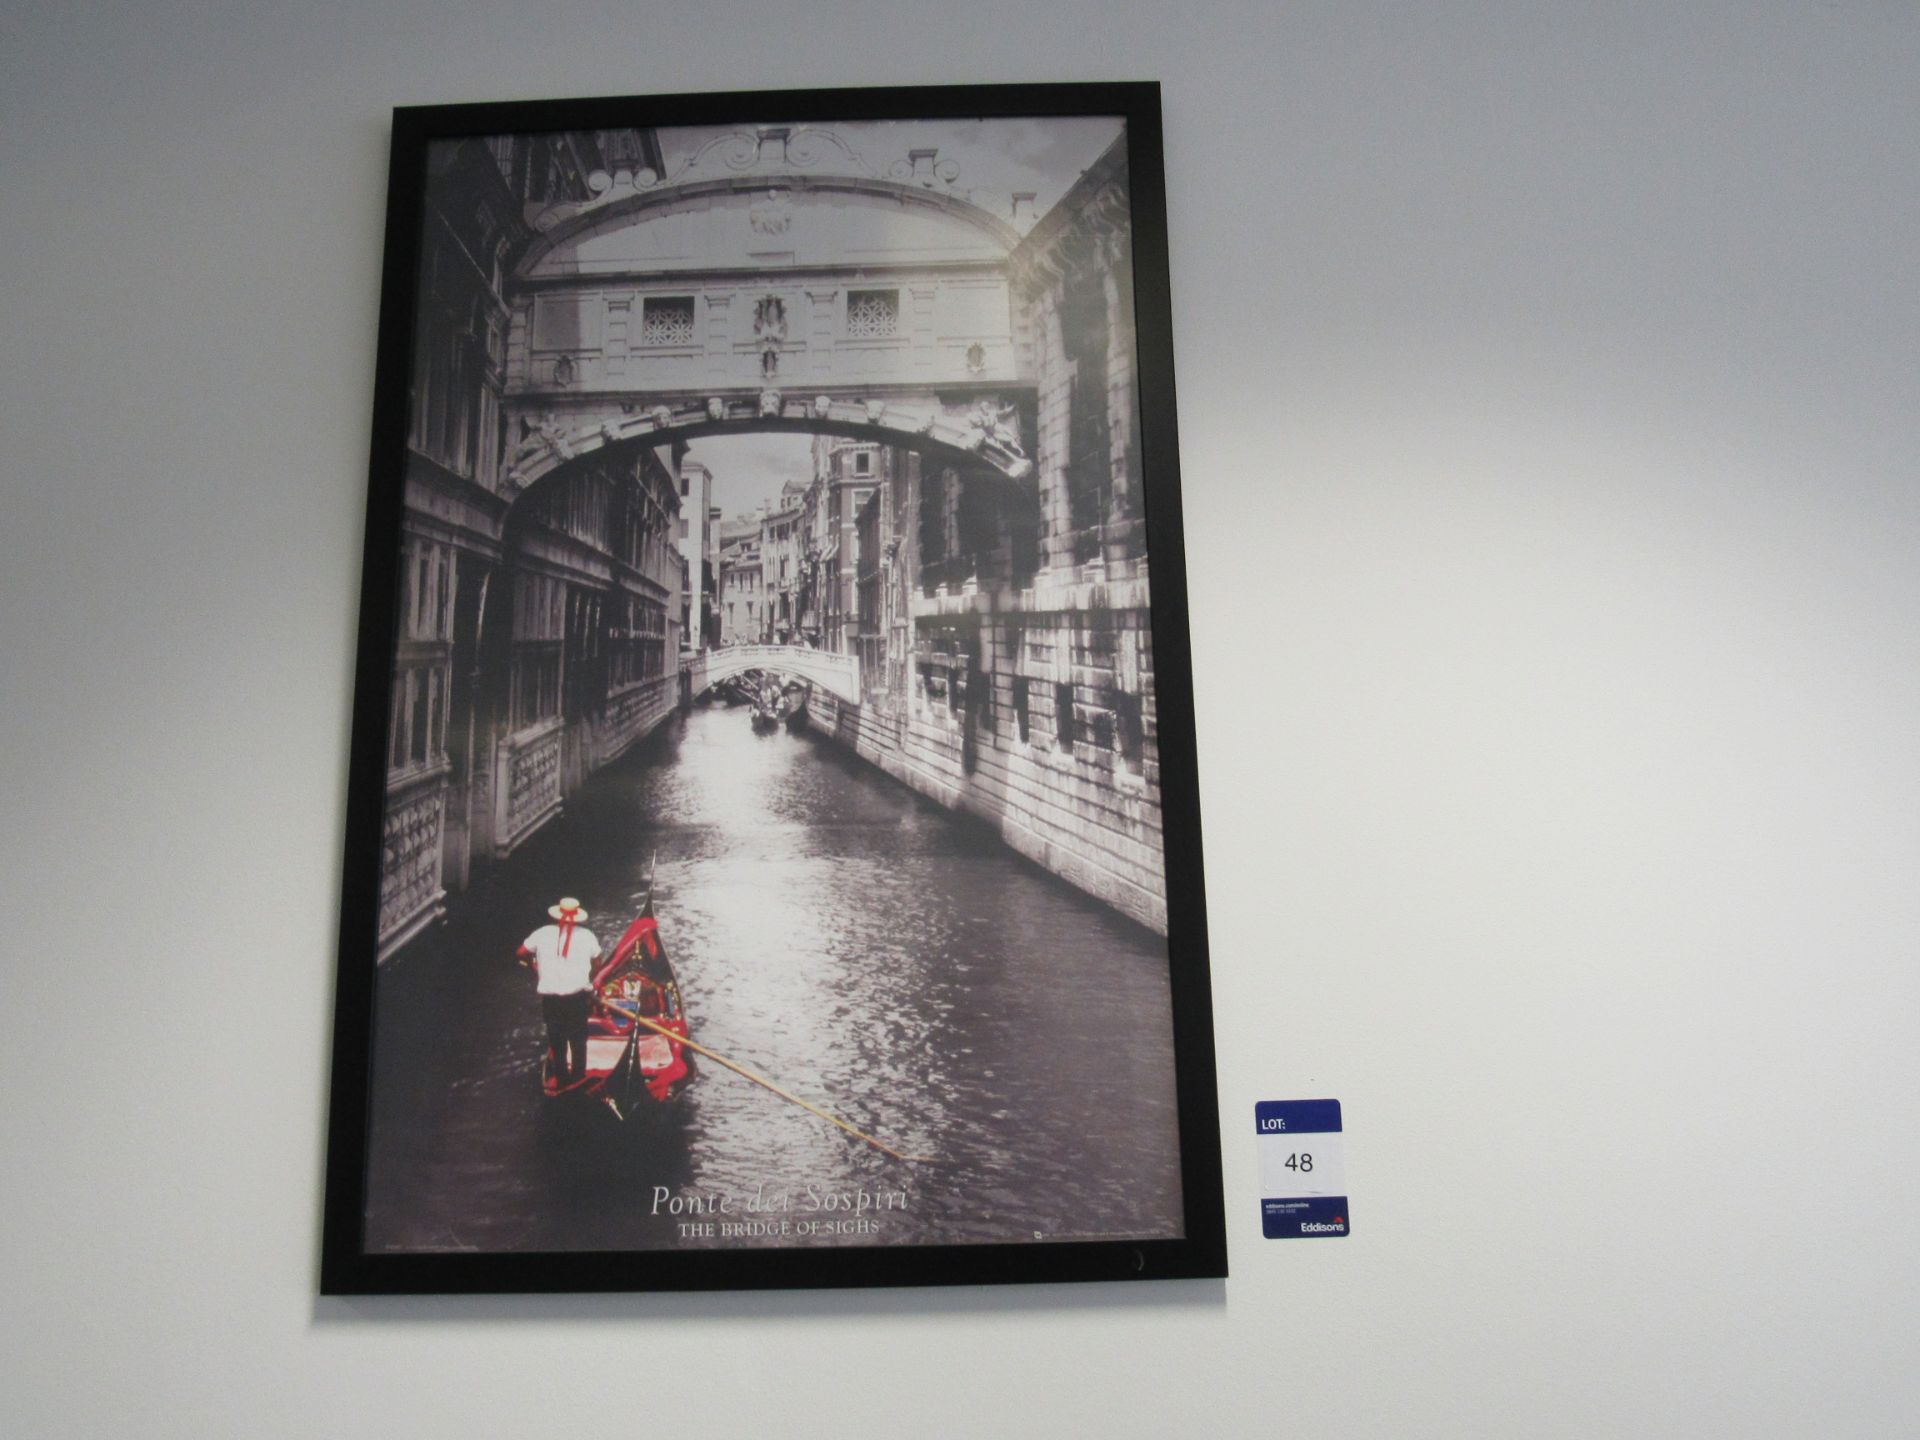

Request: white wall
left=3, top=3, right=1916, bottom=1435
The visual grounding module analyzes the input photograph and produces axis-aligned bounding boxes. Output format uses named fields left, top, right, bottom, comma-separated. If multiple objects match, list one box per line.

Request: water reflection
left=365, top=706, right=1183, bottom=1253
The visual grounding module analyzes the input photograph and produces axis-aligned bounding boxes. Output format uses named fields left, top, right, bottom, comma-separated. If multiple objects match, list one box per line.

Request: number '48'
left=1285, top=1153, right=1314, bottom=1172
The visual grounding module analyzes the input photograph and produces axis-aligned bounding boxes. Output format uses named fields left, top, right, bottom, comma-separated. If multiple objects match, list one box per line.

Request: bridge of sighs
left=380, top=120, right=1162, bottom=958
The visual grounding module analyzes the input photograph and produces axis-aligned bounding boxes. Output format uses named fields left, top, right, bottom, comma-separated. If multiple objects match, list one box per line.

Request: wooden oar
left=625, top=1013, right=934, bottom=1164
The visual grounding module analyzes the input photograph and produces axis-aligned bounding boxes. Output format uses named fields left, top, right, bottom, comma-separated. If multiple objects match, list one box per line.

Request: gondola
left=542, top=874, right=695, bottom=1122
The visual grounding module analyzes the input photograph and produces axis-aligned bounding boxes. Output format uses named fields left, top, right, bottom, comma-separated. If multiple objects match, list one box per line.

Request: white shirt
left=523, top=923, right=602, bottom=995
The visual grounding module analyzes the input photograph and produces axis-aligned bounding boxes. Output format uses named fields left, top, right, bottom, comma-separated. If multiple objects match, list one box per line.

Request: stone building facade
left=674, top=457, right=715, bottom=652
left=379, top=121, right=1163, bottom=951
left=798, top=136, right=1169, bottom=933
left=800, top=437, right=881, bottom=654
left=378, top=128, right=686, bottom=962
left=759, top=496, right=804, bottom=643
left=718, top=537, right=764, bottom=644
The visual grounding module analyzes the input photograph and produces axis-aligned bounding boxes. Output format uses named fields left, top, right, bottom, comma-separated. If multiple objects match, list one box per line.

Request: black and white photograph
left=322, top=85, right=1223, bottom=1293
left=16, top=1, right=1920, bottom=1432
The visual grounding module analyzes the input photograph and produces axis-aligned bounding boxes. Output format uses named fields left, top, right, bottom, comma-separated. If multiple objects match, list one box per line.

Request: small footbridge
left=686, top=645, right=861, bottom=705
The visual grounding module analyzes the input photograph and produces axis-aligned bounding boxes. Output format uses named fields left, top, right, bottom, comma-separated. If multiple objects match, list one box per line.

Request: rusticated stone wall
left=805, top=579, right=1164, bottom=934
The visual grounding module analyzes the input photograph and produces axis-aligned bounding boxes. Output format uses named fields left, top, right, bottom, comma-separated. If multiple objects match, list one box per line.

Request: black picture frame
left=321, top=80, right=1223, bottom=1295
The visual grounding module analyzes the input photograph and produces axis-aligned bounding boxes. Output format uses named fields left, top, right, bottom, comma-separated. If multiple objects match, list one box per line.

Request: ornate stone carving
left=520, top=125, right=1021, bottom=255
left=754, top=295, right=787, bottom=341
left=754, top=295, right=787, bottom=377
left=711, top=131, right=761, bottom=171
left=967, top=398, right=1026, bottom=458
left=782, top=129, right=862, bottom=172
left=379, top=780, right=445, bottom=946
left=749, top=189, right=793, bottom=237
left=682, top=126, right=874, bottom=182
left=603, top=679, right=668, bottom=756
left=516, top=412, right=572, bottom=463
left=506, top=387, right=1038, bottom=492
left=1010, top=173, right=1133, bottom=295
left=889, top=149, right=963, bottom=189
left=504, top=729, right=562, bottom=848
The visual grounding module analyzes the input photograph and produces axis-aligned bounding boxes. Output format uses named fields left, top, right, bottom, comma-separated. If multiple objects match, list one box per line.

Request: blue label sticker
left=1256, top=1099, right=1349, bottom=1238
left=1255, top=1099, right=1343, bottom=1135
left=1262, top=1195, right=1350, bottom=1238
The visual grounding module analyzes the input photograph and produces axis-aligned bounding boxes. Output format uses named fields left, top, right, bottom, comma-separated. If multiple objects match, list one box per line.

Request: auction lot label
left=1257, top=1099, right=1349, bottom=1238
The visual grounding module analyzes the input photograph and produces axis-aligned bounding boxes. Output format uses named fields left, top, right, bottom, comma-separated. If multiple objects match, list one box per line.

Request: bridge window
left=1113, top=690, right=1145, bottom=776
left=524, top=468, right=612, bottom=552
left=388, top=661, right=448, bottom=774
left=1062, top=262, right=1114, bottom=564
left=608, top=593, right=665, bottom=690
left=400, top=538, right=455, bottom=643
left=1090, top=707, right=1115, bottom=755
left=389, top=538, right=455, bottom=775
left=512, top=648, right=560, bottom=729
left=846, top=289, right=900, bottom=339
left=485, top=135, right=515, bottom=187
left=641, top=296, right=696, bottom=347
left=510, top=572, right=566, bottom=729
left=971, top=668, right=995, bottom=734
left=1055, top=682, right=1077, bottom=751
left=1012, top=675, right=1031, bottom=743
left=957, top=472, right=998, bottom=579
left=411, top=317, right=484, bottom=481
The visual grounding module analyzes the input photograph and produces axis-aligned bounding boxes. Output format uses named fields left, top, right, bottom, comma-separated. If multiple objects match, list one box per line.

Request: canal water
left=364, top=704, right=1184, bottom=1254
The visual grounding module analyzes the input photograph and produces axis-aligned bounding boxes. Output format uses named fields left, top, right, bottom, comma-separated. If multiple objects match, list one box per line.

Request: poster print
left=322, top=83, right=1224, bottom=1294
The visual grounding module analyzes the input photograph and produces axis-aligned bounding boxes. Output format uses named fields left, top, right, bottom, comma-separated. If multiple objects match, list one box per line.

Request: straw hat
left=548, top=898, right=588, bottom=923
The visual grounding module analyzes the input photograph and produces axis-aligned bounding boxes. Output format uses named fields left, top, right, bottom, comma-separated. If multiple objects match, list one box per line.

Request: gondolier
left=518, top=898, right=601, bottom=1089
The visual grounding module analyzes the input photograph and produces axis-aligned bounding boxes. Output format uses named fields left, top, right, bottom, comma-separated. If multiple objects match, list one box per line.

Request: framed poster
left=321, top=81, right=1223, bottom=1294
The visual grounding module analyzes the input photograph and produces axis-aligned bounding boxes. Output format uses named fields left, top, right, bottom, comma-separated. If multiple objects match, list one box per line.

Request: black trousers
left=541, top=991, right=593, bottom=1083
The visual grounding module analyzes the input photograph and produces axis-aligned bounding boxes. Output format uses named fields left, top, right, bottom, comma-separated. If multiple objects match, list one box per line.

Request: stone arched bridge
left=686, top=645, right=861, bottom=705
